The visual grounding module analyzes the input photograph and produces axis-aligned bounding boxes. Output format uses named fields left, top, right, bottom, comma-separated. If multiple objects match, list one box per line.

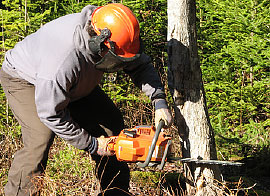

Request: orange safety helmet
left=91, top=3, right=140, bottom=58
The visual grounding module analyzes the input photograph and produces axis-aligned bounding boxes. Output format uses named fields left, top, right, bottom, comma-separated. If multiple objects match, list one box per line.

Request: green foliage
left=131, top=170, right=161, bottom=186
left=0, top=88, right=7, bottom=124
left=47, top=142, right=93, bottom=179
left=129, top=0, right=167, bottom=59
left=197, top=0, right=270, bottom=158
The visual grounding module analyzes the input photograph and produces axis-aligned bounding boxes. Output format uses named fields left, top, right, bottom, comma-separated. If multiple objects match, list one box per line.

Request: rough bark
left=167, top=0, right=222, bottom=195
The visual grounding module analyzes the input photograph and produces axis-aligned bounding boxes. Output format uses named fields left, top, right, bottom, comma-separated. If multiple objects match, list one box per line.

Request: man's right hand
left=96, top=136, right=115, bottom=156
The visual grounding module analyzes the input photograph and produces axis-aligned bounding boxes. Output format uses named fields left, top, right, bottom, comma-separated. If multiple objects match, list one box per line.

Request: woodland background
left=0, top=0, right=269, bottom=195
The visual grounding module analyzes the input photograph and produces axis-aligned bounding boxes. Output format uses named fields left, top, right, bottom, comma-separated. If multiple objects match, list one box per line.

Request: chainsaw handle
left=107, top=136, right=117, bottom=152
left=137, top=120, right=165, bottom=168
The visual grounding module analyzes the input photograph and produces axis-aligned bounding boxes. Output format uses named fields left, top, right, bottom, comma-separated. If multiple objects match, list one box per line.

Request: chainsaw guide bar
left=167, top=157, right=243, bottom=166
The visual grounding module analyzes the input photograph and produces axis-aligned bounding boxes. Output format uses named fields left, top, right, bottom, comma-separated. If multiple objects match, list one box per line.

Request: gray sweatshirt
left=1, top=5, right=167, bottom=153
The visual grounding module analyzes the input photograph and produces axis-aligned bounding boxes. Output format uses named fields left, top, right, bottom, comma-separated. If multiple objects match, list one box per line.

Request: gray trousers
left=0, top=69, right=130, bottom=196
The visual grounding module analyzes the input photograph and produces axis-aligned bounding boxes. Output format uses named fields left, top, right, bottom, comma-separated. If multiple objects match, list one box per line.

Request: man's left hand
left=155, top=108, right=173, bottom=129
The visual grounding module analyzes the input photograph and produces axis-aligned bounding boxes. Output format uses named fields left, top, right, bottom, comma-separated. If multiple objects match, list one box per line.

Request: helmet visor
left=94, top=49, right=141, bottom=73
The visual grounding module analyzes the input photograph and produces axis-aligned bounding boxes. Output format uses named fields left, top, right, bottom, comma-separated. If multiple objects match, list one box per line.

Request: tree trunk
left=167, top=0, right=222, bottom=195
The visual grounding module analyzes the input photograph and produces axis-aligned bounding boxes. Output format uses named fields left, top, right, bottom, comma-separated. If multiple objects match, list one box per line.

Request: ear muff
left=89, top=28, right=113, bottom=56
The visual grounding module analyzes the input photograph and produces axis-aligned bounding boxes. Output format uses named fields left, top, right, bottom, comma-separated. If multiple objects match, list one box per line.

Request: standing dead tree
left=167, top=0, right=222, bottom=195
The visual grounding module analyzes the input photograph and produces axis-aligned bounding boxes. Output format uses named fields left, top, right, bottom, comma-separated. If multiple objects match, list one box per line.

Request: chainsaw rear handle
left=137, top=120, right=165, bottom=168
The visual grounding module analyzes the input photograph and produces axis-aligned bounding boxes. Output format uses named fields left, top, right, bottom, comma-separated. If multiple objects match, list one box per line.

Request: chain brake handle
left=137, top=120, right=170, bottom=169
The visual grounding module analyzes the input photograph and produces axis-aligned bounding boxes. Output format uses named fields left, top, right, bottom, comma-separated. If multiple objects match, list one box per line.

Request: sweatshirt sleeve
left=124, top=53, right=168, bottom=110
left=34, top=76, right=97, bottom=153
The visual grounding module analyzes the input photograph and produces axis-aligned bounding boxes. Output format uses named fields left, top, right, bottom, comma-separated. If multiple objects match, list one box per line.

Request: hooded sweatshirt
left=1, top=5, right=167, bottom=153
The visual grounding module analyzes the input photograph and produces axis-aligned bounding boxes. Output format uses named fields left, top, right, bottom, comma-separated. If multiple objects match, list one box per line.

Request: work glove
left=155, top=108, right=173, bottom=129
left=154, top=98, right=173, bottom=129
left=96, top=136, right=115, bottom=156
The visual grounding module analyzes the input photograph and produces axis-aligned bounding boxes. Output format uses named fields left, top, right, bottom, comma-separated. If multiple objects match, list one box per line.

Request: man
left=0, top=3, right=172, bottom=196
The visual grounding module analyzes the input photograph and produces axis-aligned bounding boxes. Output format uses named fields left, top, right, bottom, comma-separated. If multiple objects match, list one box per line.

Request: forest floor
left=129, top=160, right=270, bottom=196
left=1, top=132, right=270, bottom=195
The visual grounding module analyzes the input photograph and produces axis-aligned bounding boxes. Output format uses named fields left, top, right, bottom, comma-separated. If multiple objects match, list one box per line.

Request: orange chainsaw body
left=108, top=125, right=171, bottom=162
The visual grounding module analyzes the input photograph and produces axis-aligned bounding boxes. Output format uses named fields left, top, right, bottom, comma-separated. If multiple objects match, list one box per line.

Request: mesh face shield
left=89, top=28, right=141, bottom=73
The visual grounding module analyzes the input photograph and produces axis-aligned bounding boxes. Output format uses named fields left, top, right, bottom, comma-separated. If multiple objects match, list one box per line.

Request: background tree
left=167, top=0, right=222, bottom=194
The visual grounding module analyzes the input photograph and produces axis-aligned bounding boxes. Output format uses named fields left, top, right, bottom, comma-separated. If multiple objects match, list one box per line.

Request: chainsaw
left=108, top=120, right=243, bottom=169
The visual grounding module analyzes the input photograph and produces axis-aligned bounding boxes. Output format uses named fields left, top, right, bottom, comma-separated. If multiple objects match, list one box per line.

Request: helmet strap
left=89, top=28, right=113, bottom=56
